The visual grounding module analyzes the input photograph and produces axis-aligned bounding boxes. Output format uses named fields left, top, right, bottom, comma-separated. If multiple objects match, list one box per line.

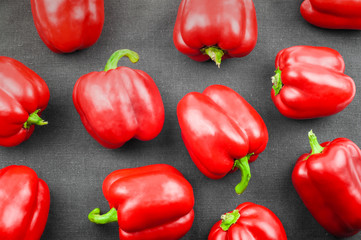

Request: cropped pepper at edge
left=0, top=165, right=50, bottom=240
left=0, top=56, right=49, bottom=147
left=31, top=0, right=104, bottom=53
left=292, top=131, right=361, bottom=237
left=173, top=0, right=257, bottom=67
left=301, top=0, right=361, bottom=29
left=88, top=164, right=195, bottom=240
left=208, top=202, right=287, bottom=240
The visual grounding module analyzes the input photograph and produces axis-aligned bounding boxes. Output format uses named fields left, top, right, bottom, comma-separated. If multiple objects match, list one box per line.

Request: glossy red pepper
left=0, top=56, right=49, bottom=147
left=177, top=85, right=268, bottom=194
left=73, top=49, right=165, bottom=149
left=173, top=0, right=257, bottom=67
left=88, top=164, right=195, bottom=240
left=31, top=0, right=104, bottom=53
left=208, top=202, right=287, bottom=240
left=271, top=46, right=355, bottom=119
left=0, top=165, right=50, bottom=240
left=301, top=0, right=361, bottom=29
left=292, top=131, right=361, bottom=237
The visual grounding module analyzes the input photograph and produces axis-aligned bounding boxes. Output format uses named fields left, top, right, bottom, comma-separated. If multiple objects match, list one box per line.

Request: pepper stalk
left=23, top=109, right=48, bottom=129
left=233, top=153, right=253, bottom=195
left=271, top=68, right=283, bottom=95
left=220, top=210, right=240, bottom=231
left=308, top=130, right=324, bottom=156
left=201, top=46, right=225, bottom=68
left=104, top=49, right=139, bottom=72
left=88, top=208, right=118, bottom=224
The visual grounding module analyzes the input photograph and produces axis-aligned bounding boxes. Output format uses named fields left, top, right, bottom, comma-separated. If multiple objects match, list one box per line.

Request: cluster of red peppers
left=0, top=0, right=360, bottom=239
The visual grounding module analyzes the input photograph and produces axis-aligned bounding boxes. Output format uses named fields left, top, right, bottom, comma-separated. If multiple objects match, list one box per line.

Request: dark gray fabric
left=0, top=0, right=360, bottom=239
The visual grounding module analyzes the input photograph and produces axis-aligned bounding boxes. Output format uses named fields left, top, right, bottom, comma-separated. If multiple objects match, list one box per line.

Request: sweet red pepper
left=73, top=49, right=165, bottom=148
left=0, top=56, right=49, bottom=147
left=88, top=164, right=195, bottom=240
left=31, top=0, right=104, bottom=53
left=271, top=46, right=355, bottom=119
left=0, top=165, right=50, bottom=240
left=177, top=85, right=268, bottom=194
left=292, top=131, right=361, bottom=237
left=301, top=0, right=361, bottom=30
left=208, top=202, right=287, bottom=240
left=173, top=0, right=257, bottom=67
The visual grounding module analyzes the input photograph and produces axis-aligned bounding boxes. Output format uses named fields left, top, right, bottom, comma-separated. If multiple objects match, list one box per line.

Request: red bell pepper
left=173, top=0, right=257, bottom=67
left=271, top=46, right=355, bottom=119
left=0, top=56, right=49, bottom=147
left=292, top=131, right=361, bottom=237
left=31, top=0, right=104, bottom=53
left=208, top=202, right=287, bottom=240
left=0, top=165, right=50, bottom=240
left=73, top=49, right=165, bottom=149
left=88, top=164, right=195, bottom=240
left=301, top=0, right=361, bottom=30
left=177, top=85, right=268, bottom=194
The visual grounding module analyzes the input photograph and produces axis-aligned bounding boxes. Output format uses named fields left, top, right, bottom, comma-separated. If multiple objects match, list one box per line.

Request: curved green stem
left=272, top=67, right=283, bottom=95
left=88, top=208, right=118, bottom=224
left=201, top=46, right=224, bottom=68
left=220, top=210, right=240, bottom=231
left=233, top=154, right=253, bottom=195
left=308, top=130, right=324, bottom=156
left=23, top=110, right=47, bottom=129
left=104, top=49, right=139, bottom=71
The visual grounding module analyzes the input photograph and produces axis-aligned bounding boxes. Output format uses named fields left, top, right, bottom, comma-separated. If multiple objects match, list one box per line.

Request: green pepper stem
left=308, top=130, right=324, bottom=155
left=88, top=208, right=118, bottom=224
left=23, top=109, right=47, bottom=129
left=104, top=49, right=139, bottom=71
left=201, top=46, right=225, bottom=68
left=271, top=67, right=283, bottom=95
left=220, top=210, right=240, bottom=231
left=233, top=154, right=253, bottom=195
